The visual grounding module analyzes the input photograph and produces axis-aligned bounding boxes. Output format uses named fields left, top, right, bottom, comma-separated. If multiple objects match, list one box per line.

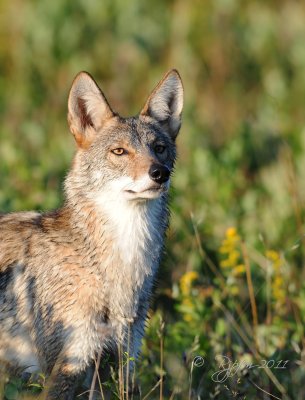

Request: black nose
left=149, top=164, right=170, bottom=184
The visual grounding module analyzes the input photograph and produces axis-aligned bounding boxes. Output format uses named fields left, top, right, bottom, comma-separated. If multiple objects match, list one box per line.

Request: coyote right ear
left=68, top=72, right=114, bottom=148
left=140, top=69, right=183, bottom=141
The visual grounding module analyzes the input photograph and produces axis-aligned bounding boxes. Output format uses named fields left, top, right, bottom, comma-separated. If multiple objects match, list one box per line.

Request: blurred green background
left=0, top=0, right=304, bottom=399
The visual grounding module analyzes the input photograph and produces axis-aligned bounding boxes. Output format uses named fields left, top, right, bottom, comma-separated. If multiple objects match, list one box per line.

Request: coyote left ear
left=141, top=69, right=183, bottom=140
left=68, top=72, right=114, bottom=148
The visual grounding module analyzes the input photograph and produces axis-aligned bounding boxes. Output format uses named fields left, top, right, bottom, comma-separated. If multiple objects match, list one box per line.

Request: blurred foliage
left=0, top=0, right=305, bottom=399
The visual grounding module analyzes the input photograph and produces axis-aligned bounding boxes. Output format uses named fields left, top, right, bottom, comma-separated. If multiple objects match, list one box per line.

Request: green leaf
left=4, top=383, right=19, bottom=400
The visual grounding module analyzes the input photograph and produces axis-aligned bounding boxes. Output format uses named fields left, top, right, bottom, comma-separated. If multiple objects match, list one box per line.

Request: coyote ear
left=68, top=72, right=114, bottom=148
left=140, top=69, right=183, bottom=140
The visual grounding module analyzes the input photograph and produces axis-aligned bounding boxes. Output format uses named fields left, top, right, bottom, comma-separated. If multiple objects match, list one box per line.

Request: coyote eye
left=154, top=145, right=166, bottom=154
left=111, top=148, right=126, bottom=156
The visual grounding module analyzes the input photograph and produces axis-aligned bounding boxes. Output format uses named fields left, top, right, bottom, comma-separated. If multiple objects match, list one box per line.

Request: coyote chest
left=95, top=195, right=164, bottom=325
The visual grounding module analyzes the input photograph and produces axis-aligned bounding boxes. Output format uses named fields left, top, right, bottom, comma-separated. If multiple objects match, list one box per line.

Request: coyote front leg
left=43, top=357, right=85, bottom=400
left=43, top=366, right=80, bottom=400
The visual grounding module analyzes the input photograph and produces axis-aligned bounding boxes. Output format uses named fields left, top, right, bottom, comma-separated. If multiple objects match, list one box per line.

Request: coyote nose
left=149, top=164, right=170, bottom=184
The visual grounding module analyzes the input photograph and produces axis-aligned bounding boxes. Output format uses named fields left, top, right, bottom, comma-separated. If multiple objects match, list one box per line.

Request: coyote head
left=66, top=70, right=183, bottom=203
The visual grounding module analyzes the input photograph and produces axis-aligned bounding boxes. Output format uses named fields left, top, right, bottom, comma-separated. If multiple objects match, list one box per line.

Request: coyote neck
left=64, top=193, right=167, bottom=272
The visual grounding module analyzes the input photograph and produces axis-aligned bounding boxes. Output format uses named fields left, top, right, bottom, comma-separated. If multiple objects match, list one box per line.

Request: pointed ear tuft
left=141, top=69, right=184, bottom=140
left=68, top=72, right=114, bottom=148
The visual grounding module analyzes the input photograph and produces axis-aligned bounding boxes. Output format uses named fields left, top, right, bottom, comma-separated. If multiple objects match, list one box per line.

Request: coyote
left=0, top=69, right=183, bottom=398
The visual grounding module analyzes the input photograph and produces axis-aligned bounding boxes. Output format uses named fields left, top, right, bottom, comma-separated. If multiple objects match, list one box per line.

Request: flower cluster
left=179, top=271, right=199, bottom=322
left=266, top=250, right=286, bottom=314
left=219, top=227, right=245, bottom=295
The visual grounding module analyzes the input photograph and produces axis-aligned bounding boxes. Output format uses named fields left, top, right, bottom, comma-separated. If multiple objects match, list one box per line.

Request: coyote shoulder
left=0, top=69, right=183, bottom=399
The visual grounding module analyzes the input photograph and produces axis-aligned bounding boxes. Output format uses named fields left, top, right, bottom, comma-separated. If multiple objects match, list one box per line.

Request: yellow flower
left=219, top=245, right=231, bottom=254
left=219, top=227, right=243, bottom=273
left=232, top=264, right=246, bottom=276
left=183, top=314, right=193, bottom=322
left=219, top=227, right=245, bottom=296
left=220, top=259, right=234, bottom=268
left=266, top=249, right=286, bottom=313
left=273, top=276, right=283, bottom=287
left=180, top=271, right=198, bottom=297
left=226, top=227, right=241, bottom=242
left=226, top=227, right=237, bottom=238
left=266, top=250, right=280, bottom=262
left=228, top=250, right=240, bottom=264
left=179, top=271, right=198, bottom=322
